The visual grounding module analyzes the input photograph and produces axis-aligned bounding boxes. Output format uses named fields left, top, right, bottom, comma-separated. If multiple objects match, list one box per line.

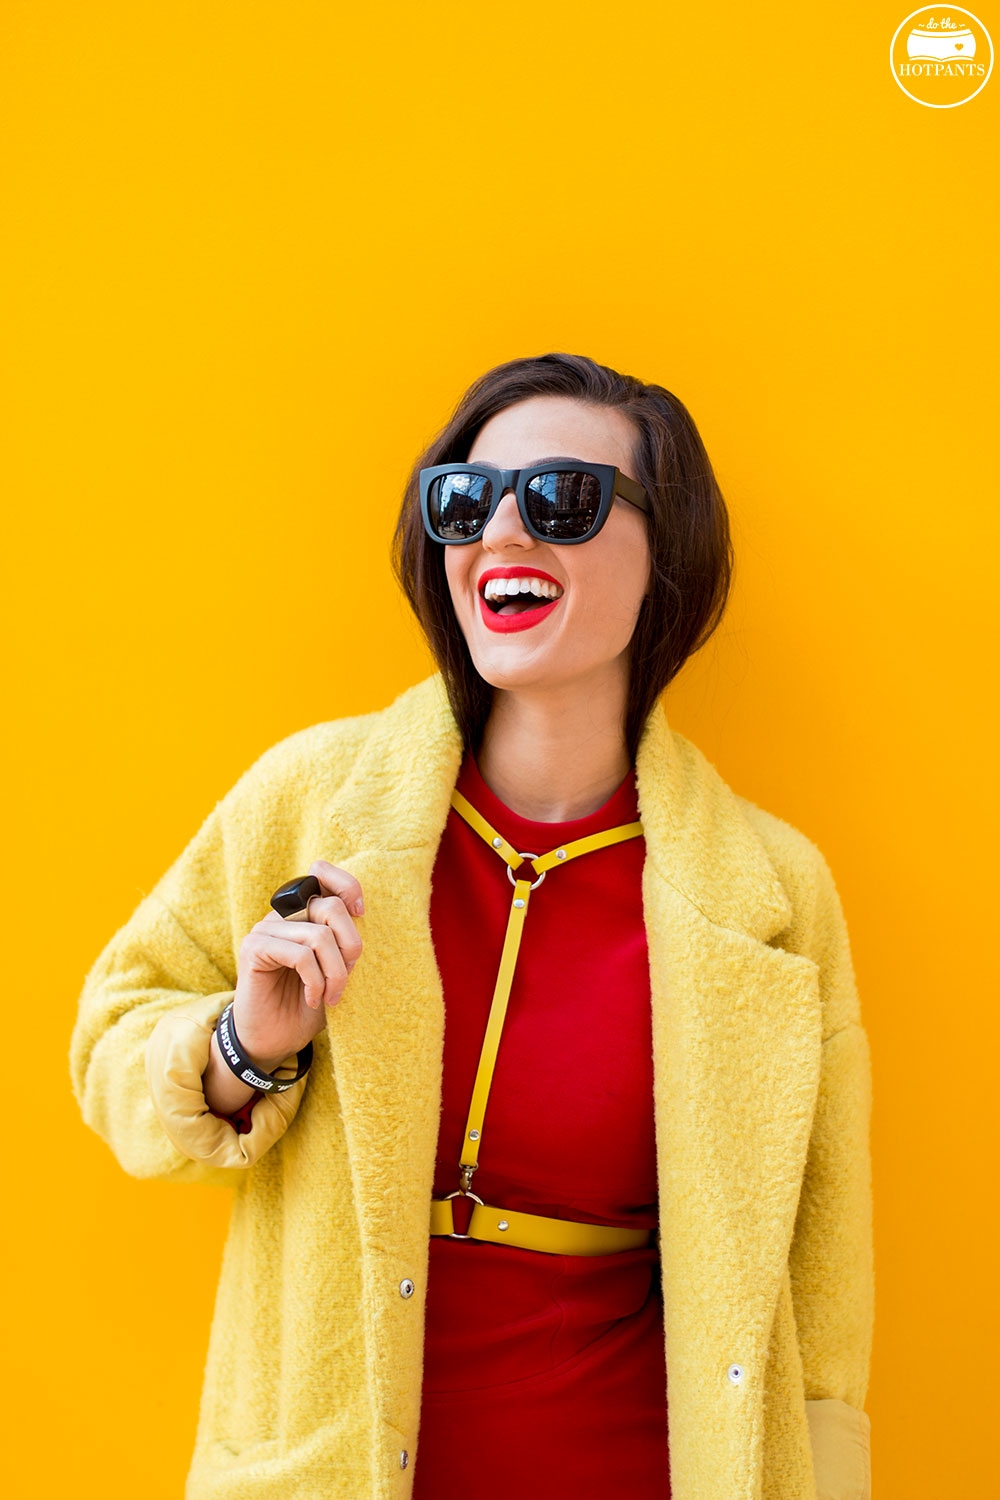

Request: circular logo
left=890, top=8, right=994, bottom=106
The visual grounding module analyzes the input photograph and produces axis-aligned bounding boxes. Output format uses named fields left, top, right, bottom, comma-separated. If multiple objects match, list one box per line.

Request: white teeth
left=482, top=576, right=564, bottom=602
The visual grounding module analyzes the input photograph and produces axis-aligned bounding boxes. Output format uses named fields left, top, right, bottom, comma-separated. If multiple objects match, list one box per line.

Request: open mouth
left=480, top=575, right=564, bottom=616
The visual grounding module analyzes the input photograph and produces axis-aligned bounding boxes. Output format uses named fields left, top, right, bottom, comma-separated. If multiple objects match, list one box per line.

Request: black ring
left=270, top=874, right=323, bottom=919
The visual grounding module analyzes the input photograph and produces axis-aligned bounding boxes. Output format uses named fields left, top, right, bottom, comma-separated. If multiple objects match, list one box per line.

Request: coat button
left=728, top=1363, right=744, bottom=1385
left=399, top=1279, right=415, bottom=1299
left=399, top=1449, right=409, bottom=1469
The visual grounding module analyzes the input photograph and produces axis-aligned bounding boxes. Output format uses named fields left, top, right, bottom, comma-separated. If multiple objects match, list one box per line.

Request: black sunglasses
left=419, top=457, right=651, bottom=546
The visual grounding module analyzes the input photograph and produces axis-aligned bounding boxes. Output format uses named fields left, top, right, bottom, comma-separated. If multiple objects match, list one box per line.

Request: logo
left=890, top=9, right=993, bottom=105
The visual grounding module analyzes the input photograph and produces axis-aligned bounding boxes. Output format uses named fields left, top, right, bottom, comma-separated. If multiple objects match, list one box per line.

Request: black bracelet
left=215, top=1001, right=313, bottom=1095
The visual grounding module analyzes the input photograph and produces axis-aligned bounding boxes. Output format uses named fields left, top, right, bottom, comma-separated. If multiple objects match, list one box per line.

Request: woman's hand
left=202, top=859, right=364, bottom=1115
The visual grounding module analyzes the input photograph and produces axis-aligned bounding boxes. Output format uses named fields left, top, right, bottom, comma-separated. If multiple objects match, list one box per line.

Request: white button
left=399, top=1278, right=414, bottom=1298
left=728, top=1363, right=744, bottom=1385
left=400, top=1449, right=409, bottom=1469
left=492, top=837, right=502, bottom=848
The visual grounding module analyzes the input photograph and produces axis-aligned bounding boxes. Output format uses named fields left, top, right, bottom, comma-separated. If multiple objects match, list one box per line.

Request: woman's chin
left=470, top=654, right=555, bottom=693
left=466, top=639, right=593, bottom=698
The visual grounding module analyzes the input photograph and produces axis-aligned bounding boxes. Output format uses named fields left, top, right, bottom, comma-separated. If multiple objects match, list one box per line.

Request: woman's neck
left=476, top=673, right=631, bottom=822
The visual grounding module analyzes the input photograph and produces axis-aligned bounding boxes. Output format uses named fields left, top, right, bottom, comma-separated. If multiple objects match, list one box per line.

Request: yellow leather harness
left=429, top=787, right=655, bottom=1257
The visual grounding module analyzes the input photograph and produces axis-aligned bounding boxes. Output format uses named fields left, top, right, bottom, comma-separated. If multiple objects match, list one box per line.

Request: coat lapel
left=321, top=675, right=823, bottom=1497
left=636, top=700, right=823, bottom=1498
left=319, top=676, right=463, bottom=1449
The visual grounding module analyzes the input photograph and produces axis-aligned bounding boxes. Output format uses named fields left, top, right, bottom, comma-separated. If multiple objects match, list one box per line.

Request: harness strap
left=430, top=1196, right=652, bottom=1257
left=430, top=786, right=648, bottom=1256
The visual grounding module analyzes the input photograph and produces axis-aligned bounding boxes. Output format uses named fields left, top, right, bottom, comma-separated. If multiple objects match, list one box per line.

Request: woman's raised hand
left=229, top=859, right=365, bottom=1071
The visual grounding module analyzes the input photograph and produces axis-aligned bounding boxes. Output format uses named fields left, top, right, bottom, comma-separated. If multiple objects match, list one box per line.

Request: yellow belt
left=430, top=787, right=654, bottom=1258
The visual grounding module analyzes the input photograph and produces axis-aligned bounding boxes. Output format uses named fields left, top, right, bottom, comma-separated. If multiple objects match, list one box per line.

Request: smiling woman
left=397, top=357, right=732, bottom=768
left=71, top=352, right=873, bottom=1500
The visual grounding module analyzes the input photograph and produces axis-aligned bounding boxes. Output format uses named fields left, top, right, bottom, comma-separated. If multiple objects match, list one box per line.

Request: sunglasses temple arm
left=615, top=473, right=652, bottom=514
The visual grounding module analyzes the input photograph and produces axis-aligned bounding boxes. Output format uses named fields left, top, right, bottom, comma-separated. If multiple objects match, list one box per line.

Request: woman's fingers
left=258, top=889, right=361, bottom=985
left=243, top=929, right=339, bottom=1009
left=237, top=863, right=364, bottom=1030
left=308, top=859, right=365, bottom=917
left=232, top=864, right=365, bottom=1066
left=303, top=894, right=363, bottom=970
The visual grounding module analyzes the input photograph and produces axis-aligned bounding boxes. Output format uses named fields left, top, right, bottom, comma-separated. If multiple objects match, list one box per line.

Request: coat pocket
left=806, top=1398, right=871, bottom=1500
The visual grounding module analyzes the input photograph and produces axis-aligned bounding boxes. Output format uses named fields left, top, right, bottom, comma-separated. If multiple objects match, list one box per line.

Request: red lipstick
left=477, top=565, right=564, bottom=635
left=478, top=594, right=561, bottom=633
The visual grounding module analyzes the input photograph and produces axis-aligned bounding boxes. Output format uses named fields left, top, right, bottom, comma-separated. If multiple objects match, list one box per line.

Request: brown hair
left=392, top=351, right=733, bottom=761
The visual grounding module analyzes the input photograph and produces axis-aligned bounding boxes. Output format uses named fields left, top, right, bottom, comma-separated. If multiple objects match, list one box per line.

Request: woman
left=70, top=353, right=873, bottom=1500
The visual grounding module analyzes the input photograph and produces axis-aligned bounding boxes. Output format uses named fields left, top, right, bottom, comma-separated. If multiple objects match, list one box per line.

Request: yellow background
left=1, top=3, right=996, bottom=1495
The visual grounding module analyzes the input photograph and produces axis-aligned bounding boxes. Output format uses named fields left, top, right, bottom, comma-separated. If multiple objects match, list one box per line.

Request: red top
left=414, top=754, right=670, bottom=1499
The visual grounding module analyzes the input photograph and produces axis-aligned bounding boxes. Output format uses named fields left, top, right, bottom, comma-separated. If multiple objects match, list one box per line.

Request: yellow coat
left=70, top=673, right=874, bottom=1500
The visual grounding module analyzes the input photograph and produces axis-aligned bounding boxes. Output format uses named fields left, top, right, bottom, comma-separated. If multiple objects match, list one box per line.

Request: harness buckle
left=458, top=1162, right=478, bottom=1193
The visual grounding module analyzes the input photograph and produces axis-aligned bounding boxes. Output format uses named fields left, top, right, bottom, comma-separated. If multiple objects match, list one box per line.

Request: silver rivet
left=468, top=1129, right=480, bottom=1140
left=497, top=1219, right=509, bottom=1231
left=513, top=898, right=525, bottom=909
left=728, top=1364, right=744, bottom=1385
left=556, top=848, right=567, bottom=860
left=492, top=836, right=503, bottom=848
left=399, top=1449, right=409, bottom=1469
left=399, top=1278, right=414, bottom=1298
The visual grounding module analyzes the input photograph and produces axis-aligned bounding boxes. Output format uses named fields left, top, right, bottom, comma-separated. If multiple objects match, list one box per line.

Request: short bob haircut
left=392, top=352, right=733, bottom=763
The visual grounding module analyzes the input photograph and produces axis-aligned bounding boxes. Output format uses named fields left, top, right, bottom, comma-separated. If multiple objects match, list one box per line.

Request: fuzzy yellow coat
left=70, top=673, right=874, bottom=1500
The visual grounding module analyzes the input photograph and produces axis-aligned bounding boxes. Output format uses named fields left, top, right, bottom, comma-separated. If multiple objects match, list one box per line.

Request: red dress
left=415, top=754, right=671, bottom=1499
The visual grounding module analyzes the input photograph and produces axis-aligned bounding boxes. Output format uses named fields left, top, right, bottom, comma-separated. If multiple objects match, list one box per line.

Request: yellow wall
left=2, top=4, right=995, bottom=1495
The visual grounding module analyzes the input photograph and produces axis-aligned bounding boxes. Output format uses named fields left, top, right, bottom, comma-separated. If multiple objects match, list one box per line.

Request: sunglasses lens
left=525, top=471, right=604, bottom=540
left=428, top=472, right=494, bottom=540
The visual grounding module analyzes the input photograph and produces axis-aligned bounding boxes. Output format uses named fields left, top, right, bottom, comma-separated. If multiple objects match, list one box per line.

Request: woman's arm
left=69, top=796, right=307, bottom=1186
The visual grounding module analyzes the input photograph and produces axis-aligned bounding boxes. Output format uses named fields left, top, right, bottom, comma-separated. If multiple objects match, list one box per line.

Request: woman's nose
left=480, top=489, right=532, bottom=550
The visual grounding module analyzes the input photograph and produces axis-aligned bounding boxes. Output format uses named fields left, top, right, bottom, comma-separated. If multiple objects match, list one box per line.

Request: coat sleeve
left=788, top=849, right=875, bottom=1500
left=69, top=788, right=308, bottom=1188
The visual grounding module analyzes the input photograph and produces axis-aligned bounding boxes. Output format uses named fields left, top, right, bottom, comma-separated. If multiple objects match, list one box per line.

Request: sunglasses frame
left=418, top=457, right=651, bottom=546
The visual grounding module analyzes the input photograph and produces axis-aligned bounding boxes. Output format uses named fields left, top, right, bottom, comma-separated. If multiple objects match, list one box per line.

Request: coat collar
left=633, top=687, right=792, bottom=943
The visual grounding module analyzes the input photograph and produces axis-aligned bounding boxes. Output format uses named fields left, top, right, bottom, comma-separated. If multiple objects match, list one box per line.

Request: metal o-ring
left=507, top=855, right=546, bottom=890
